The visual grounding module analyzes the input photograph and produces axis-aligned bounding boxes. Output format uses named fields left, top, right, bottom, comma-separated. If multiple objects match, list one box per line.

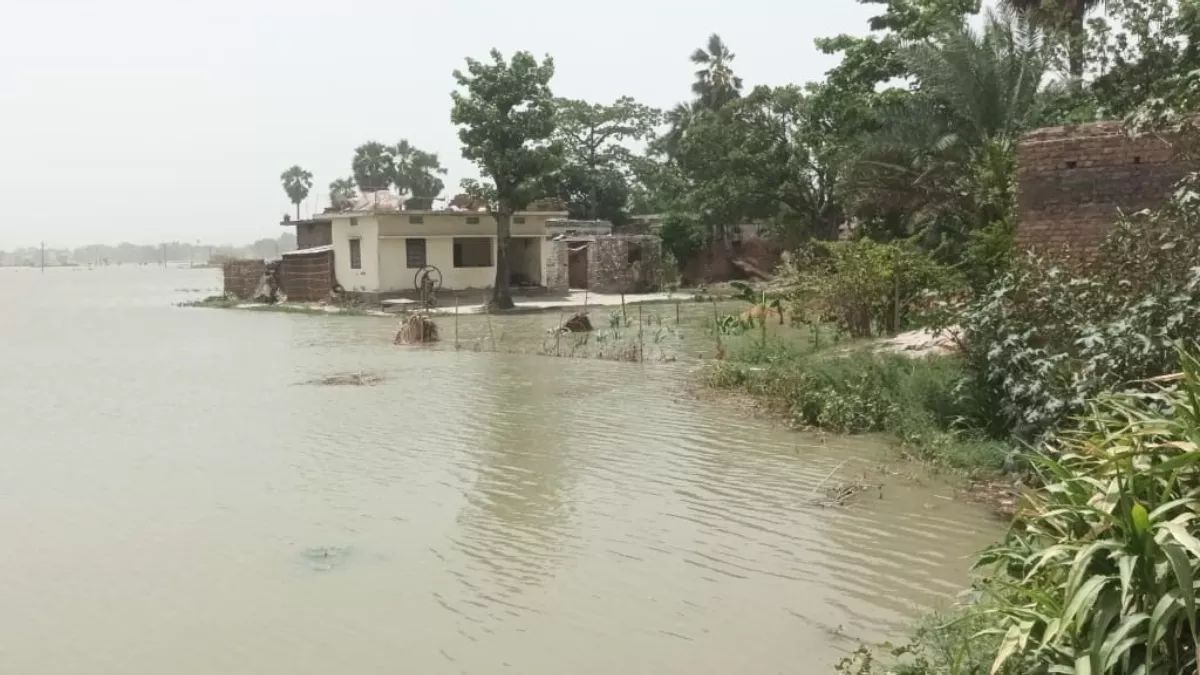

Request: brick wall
left=280, top=249, right=334, bottom=302
left=544, top=238, right=569, bottom=292
left=1017, top=121, right=1188, bottom=254
left=588, top=235, right=664, bottom=294
left=223, top=260, right=266, bottom=299
left=296, top=221, right=332, bottom=250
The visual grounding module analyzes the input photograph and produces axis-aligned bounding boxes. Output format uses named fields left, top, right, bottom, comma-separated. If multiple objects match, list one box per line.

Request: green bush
left=974, top=351, right=1200, bottom=674
left=783, top=240, right=964, bottom=338
left=959, top=180, right=1200, bottom=442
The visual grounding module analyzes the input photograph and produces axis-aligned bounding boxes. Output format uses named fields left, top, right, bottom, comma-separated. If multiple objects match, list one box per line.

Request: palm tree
left=280, top=166, right=313, bottom=220
left=392, top=139, right=447, bottom=209
left=1001, top=0, right=1101, bottom=79
left=848, top=12, right=1046, bottom=252
left=351, top=142, right=395, bottom=193
left=691, top=34, right=743, bottom=110
left=328, top=177, right=357, bottom=212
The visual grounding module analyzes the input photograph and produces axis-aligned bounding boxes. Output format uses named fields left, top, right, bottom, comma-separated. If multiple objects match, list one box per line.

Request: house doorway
left=568, top=243, right=589, bottom=289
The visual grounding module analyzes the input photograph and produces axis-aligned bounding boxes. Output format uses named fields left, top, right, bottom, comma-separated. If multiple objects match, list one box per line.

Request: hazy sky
left=0, top=0, right=879, bottom=249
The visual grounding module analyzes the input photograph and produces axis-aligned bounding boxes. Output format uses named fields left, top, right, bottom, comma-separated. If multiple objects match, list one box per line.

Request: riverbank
left=701, top=331, right=1025, bottom=520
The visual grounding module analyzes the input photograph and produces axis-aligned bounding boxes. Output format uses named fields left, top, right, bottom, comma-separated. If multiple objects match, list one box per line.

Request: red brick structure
left=1017, top=121, right=1188, bottom=253
left=222, top=259, right=266, bottom=299
left=288, top=218, right=332, bottom=250
left=280, top=247, right=334, bottom=302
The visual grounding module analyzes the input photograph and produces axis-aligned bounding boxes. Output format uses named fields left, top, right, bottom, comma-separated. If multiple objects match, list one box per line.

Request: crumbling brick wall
left=1017, top=121, right=1188, bottom=254
left=223, top=260, right=266, bottom=299
left=588, top=235, right=663, bottom=294
left=280, top=249, right=334, bottom=302
left=544, top=238, right=568, bottom=292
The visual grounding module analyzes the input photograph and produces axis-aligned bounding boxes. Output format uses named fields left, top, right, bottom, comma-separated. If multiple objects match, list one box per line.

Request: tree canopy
left=280, top=165, right=313, bottom=220
left=451, top=49, right=560, bottom=309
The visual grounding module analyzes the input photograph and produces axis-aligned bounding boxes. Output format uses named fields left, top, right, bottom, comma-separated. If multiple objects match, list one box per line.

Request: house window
left=349, top=238, right=362, bottom=270
left=466, top=216, right=480, bottom=225
left=409, top=215, right=425, bottom=224
left=627, top=243, right=643, bottom=264
left=513, top=216, right=526, bottom=224
left=406, top=238, right=427, bottom=268
left=350, top=217, right=358, bottom=227
left=453, top=237, right=492, bottom=267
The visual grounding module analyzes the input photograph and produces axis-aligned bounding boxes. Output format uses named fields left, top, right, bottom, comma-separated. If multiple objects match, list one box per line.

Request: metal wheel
left=413, top=265, right=443, bottom=291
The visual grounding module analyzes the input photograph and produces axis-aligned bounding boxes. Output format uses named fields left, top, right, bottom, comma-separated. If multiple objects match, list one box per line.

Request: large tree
left=351, top=142, right=395, bottom=192
left=451, top=49, right=560, bottom=310
left=550, top=96, right=660, bottom=222
left=847, top=11, right=1046, bottom=256
left=328, top=177, right=357, bottom=212
left=392, top=140, right=448, bottom=209
left=280, top=165, right=313, bottom=220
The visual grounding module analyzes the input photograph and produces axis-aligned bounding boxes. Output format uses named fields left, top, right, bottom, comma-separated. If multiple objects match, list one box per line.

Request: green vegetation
left=707, top=342, right=1008, bottom=474
left=280, top=165, right=312, bottom=220
left=450, top=49, right=560, bottom=310
left=839, top=353, right=1200, bottom=674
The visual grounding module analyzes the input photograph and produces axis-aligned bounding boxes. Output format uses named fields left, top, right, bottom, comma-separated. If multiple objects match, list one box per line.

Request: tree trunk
left=1068, top=7, right=1086, bottom=82
left=491, top=210, right=515, bottom=310
left=295, top=202, right=301, bottom=220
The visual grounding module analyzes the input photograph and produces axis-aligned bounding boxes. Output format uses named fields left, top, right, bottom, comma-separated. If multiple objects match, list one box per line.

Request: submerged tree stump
left=395, top=314, right=439, bottom=345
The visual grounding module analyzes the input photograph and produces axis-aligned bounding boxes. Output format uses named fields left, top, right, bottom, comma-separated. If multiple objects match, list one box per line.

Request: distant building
left=317, top=193, right=568, bottom=297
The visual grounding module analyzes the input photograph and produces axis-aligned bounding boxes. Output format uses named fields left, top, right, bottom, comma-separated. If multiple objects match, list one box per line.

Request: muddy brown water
left=0, top=267, right=1001, bottom=674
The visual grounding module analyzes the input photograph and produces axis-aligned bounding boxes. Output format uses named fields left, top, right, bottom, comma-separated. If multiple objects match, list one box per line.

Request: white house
left=324, top=197, right=569, bottom=296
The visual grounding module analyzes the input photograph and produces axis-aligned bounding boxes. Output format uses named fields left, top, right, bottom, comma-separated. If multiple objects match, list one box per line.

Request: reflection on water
left=0, top=267, right=1001, bottom=674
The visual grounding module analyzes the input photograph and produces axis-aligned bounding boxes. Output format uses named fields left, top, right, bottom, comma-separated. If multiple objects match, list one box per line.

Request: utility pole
left=40, top=241, right=45, bottom=272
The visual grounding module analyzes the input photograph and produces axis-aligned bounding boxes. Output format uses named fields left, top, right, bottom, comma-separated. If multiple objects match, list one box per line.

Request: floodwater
left=0, top=266, right=1001, bottom=674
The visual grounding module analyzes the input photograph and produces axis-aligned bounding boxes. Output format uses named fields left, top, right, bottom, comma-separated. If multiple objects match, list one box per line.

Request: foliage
left=977, top=352, right=1200, bottom=674
left=1001, top=0, right=1101, bottom=79
left=328, top=177, right=357, bottom=212
left=550, top=96, right=660, bottom=223
left=845, top=12, right=1043, bottom=260
left=783, top=239, right=963, bottom=338
left=690, top=33, right=743, bottom=110
left=707, top=347, right=1007, bottom=473
left=958, top=180, right=1200, bottom=441
left=280, top=165, right=313, bottom=219
left=351, top=142, right=394, bottom=192
left=392, top=139, right=447, bottom=208
left=451, top=49, right=560, bottom=309
left=834, top=612, right=1002, bottom=674
left=672, top=84, right=847, bottom=244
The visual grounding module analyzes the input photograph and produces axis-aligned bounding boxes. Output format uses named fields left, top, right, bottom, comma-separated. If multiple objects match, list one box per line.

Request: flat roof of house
left=280, top=218, right=332, bottom=227
left=323, top=209, right=569, bottom=218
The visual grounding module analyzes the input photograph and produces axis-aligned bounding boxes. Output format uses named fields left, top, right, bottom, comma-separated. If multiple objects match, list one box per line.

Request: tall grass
left=974, top=351, right=1200, bottom=674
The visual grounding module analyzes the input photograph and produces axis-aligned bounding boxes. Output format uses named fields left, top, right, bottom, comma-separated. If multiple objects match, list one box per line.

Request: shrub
left=959, top=179, right=1200, bottom=442
left=976, top=351, right=1200, bottom=674
left=783, top=240, right=963, bottom=338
